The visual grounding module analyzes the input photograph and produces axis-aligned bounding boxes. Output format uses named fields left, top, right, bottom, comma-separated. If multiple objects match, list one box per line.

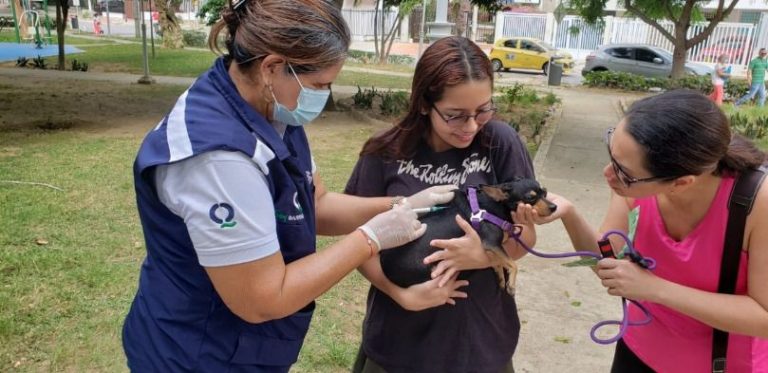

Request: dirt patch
left=0, top=74, right=186, bottom=136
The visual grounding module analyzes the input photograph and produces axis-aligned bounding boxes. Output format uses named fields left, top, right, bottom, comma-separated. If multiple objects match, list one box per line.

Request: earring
left=263, top=84, right=274, bottom=104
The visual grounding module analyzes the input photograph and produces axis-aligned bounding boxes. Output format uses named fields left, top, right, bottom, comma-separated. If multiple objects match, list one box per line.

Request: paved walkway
left=515, top=87, right=640, bottom=372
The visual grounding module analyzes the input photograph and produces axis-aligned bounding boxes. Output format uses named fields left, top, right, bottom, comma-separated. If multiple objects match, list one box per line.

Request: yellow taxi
left=489, top=37, right=574, bottom=75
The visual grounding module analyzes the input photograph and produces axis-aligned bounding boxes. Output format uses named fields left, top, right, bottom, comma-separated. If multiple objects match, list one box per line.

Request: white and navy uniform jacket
left=123, top=57, right=317, bottom=372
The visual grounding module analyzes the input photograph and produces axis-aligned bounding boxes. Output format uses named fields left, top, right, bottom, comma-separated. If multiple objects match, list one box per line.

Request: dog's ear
left=480, top=185, right=509, bottom=202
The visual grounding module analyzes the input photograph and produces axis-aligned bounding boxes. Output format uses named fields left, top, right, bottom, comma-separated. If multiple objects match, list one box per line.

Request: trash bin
left=70, top=15, right=79, bottom=30
left=548, top=60, right=563, bottom=86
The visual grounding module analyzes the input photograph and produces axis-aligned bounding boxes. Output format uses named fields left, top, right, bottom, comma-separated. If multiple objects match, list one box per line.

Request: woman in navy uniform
left=122, top=1, right=455, bottom=371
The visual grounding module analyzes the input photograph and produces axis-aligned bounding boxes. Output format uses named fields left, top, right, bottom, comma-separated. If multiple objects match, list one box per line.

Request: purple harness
left=468, top=187, right=515, bottom=233
left=465, top=186, right=657, bottom=344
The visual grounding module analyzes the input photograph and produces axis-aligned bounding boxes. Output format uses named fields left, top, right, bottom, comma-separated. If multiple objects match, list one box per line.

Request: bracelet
left=357, top=228, right=378, bottom=257
left=389, top=196, right=405, bottom=209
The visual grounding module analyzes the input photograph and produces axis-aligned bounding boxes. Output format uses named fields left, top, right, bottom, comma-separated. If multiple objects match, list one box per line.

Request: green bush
left=71, top=59, right=89, bottom=72
left=544, top=91, right=560, bottom=105
left=729, top=112, right=768, bottom=139
left=665, top=74, right=710, bottom=92
left=583, top=71, right=663, bottom=91
left=352, top=86, right=378, bottom=109
left=379, top=90, right=409, bottom=116
left=32, top=55, right=47, bottom=69
left=499, top=83, right=550, bottom=107
left=725, top=79, right=750, bottom=100
left=182, top=30, right=209, bottom=48
left=346, top=50, right=415, bottom=65
left=583, top=70, right=752, bottom=99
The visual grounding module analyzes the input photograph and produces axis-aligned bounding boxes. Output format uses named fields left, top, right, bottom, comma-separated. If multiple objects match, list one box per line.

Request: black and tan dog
left=380, top=178, right=556, bottom=295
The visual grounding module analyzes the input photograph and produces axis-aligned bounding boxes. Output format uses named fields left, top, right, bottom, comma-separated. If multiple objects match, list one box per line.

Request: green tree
left=197, top=0, right=225, bottom=26
left=566, top=0, right=741, bottom=79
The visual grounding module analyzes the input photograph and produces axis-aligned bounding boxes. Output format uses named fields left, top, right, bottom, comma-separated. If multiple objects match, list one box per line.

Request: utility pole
left=137, top=0, right=155, bottom=84
left=417, top=0, right=426, bottom=60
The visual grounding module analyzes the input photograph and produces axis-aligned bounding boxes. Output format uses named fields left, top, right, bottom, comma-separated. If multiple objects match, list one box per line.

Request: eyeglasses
left=603, top=127, right=671, bottom=187
left=431, top=104, right=497, bottom=127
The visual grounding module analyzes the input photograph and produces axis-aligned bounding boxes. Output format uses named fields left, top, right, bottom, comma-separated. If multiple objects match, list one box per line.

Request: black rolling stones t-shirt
left=345, top=120, right=535, bottom=373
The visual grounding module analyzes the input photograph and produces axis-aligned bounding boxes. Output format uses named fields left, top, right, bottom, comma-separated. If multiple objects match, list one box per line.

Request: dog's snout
left=532, top=197, right=557, bottom=217
left=546, top=199, right=557, bottom=213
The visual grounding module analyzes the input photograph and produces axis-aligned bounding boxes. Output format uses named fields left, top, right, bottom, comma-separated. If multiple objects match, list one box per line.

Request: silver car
left=582, top=44, right=712, bottom=78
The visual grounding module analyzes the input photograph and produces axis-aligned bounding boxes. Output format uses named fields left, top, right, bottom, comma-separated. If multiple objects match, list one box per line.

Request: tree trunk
left=670, top=22, right=690, bottom=79
left=373, top=0, right=380, bottom=61
left=157, top=0, right=183, bottom=49
left=56, top=2, right=70, bottom=70
left=382, top=15, right=405, bottom=63
left=324, top=0, right=344, bottom=112
left=12, top=0, right=26, bottom=38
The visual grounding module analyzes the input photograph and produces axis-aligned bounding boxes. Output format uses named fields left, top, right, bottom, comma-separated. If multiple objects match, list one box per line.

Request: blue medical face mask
left=270, top=64, right=330, bottom=127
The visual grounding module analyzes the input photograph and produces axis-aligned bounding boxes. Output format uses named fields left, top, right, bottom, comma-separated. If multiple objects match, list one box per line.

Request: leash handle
left=598, top=238, right=615, bottom=259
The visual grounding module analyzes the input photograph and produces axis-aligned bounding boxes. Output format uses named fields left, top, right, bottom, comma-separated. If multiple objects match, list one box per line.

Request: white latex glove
left=405, top=185, right=457, bottom=209
left=359, top=202, right=427, bottom=251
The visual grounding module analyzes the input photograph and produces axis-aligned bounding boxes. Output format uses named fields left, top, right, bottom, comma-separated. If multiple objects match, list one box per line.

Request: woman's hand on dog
left=426, top=214, right=497, bottom=287
left=406, top=184, right=457, bottom=209
left=396, top=273, right=469, bottom=311
left=513, top=192, right=573, bottom=225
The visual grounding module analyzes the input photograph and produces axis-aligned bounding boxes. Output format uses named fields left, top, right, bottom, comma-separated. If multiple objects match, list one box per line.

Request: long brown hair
left=360, top=36, right=494, bottom=159
left=208, top=0, right=350, bottom=74
left=624, top=89, right=765, bottom=178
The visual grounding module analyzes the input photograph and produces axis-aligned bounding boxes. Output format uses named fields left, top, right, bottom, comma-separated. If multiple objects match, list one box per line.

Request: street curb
left=532, top=103, right=564, bottom=175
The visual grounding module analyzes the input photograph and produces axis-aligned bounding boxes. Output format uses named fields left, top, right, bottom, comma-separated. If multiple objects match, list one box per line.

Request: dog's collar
left=467, top=187, right=517, bottom=234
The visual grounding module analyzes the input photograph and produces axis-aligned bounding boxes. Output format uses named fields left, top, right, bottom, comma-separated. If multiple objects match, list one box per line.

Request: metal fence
left=497, top=11, right=767, bottom=67
left=342, top=8, right=399, bottom=42
left=554, top=16, right=604, bottom=52
left=499, top=12, right=546, bottom=40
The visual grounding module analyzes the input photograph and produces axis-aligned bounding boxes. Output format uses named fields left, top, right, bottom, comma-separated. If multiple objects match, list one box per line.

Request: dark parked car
left=95, top=0, right=124, bottom=13
left=583, top=43, right=712, bottom=78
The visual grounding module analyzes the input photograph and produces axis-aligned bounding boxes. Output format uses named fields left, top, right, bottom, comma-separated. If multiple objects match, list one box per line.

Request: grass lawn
left=0, top=132, right=146, bottom=371
left=0, top=32, right=413, bottom=89
left=0, top=86, right=381, bottom=371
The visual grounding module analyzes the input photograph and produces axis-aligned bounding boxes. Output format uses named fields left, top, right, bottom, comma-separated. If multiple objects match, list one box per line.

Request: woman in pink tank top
left=517, top=90, right=768, bottom=372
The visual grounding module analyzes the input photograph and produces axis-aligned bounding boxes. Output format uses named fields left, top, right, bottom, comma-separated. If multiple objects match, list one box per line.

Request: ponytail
left=717, top=134, right=767, bottom=174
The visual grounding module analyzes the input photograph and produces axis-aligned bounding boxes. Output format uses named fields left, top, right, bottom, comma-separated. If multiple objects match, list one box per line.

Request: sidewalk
left=515, top=87, right=634, bottom=372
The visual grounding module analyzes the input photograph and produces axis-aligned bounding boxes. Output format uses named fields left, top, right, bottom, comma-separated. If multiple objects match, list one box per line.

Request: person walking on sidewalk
left=708, top=54, right=731, bottom=106
left=346, top=36, right=538, bottom=373
left=734, top=48, right=767, bottom=108
left=517, top=90, right=768, bottom=372
left=121, top=1, right=456, bottom=371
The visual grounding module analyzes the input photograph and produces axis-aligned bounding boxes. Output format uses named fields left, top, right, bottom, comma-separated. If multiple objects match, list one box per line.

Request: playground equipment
left=10, top=0, right=53, bottom=47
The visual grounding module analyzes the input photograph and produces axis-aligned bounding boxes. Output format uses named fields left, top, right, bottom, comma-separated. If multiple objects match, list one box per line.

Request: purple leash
left=466, top=187, right=657, bottom=344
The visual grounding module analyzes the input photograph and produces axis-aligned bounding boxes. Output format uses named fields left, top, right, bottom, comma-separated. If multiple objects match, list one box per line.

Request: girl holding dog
left=345, top=36, right=538, bottom=372
left=517, top=90, right=768, bottom=371
left=122, top=1, right=457, bottom=371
